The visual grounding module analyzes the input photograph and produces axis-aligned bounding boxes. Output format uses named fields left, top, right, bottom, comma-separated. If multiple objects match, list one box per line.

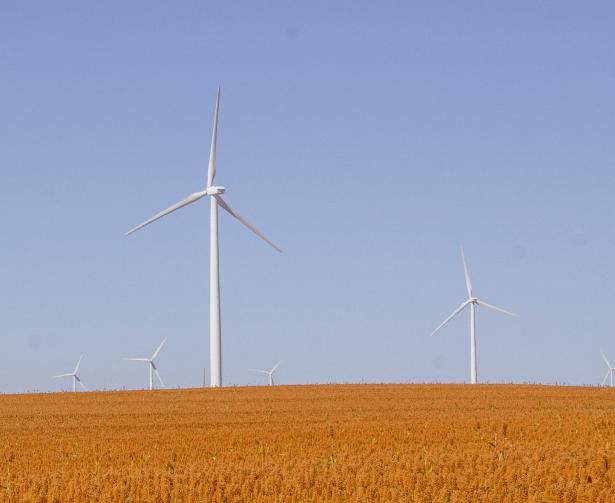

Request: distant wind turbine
left=126, top=88, right=281, bottom=388
left=53, top=355, right=86, bottom=392
left=124, top=337, right=167, bottom=390
left=250, top=361, right=282, bottom=386
left=601, top=351, right=615, bottom=386
left=431, top=248, right=516, bottom=384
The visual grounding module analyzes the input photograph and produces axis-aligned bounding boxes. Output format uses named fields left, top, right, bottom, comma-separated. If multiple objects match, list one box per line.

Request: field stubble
left=1, top=384, right=614, bottom=502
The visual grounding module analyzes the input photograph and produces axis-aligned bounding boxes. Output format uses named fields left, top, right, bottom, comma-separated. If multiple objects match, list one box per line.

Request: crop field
left=1, top=384, right=615, bottom=502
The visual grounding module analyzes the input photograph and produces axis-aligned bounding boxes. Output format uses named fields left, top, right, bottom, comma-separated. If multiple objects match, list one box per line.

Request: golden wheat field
left=1, top=384, right=615, bottom=502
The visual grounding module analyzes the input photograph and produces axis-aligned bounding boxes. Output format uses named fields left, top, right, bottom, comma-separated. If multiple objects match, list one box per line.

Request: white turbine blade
left=123, top=358, right=150, bottom=362
left=270, top=360, right=282, bottom=373
left=154, top=369, right=165, bottom=387
left=151, top=337, right=168, bottom=359
left=74, top=355, right=83, bottom=374
left=431, top=301, right=470, bottom=336
left=215, top=195, right=282, bottom=253
left=476, top=300, right=517, bottom=317
left=75, top=375, right=87, bottom=391
left=53, top=373, right=73, bottom=378
left=461, top=247, right=473, bottom=298
left=207, top=87, right=221, bottom=187
left=249, top=369, right=270, bottom=375
left=126, top=192, right=206, bottom=236
left=603, top=370, right=610, bottom=386
left=601, top=350, right=612, bottom=369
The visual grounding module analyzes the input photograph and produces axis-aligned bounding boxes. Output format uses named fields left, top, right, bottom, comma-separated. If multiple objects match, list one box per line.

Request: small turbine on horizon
left=124, top=337, right=167, bottom=390
left=431, top=248, right=516, bottom=384
left=53, top=355, right=86, bottom=392
left=126, top=88, right=281, bottom=388
left=601, top=351, right=615, bottom=386
left=249, top=361, right=282, bottom=386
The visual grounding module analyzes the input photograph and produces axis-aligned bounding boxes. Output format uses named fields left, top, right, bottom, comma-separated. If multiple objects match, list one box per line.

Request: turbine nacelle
left=205, top=186, right=226, bottom=196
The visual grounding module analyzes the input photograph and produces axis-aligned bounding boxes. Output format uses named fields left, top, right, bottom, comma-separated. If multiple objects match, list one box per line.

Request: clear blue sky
left=1, top=2, right=614, bottom=392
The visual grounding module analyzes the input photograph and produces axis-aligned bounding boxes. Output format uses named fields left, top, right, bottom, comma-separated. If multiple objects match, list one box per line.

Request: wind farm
left=9, top=75, right=615, bottom=503
left=4, top=1, right=615, bottom=501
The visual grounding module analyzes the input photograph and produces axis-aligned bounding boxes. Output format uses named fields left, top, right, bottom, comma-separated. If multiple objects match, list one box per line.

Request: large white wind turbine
left=600, top=351, right=615, bottom=386
left=249, top=361, right=282, bottom=386
left=431, top=248, right=516, bottom=384
left=53, top=355, right=86, bottom=392
left=124, top=337, right=167, bottom=390
left=126, top=88, right=281, bottom=388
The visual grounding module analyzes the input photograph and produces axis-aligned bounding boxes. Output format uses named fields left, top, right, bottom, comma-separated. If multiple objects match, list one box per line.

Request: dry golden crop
left=1, top=384, right=614, bottom=502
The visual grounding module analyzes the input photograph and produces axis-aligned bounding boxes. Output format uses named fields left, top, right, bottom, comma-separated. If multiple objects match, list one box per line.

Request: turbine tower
left=601, top=351, right=615, bottom=386
left=431, top=248, right=516, bottom=384
left=124, top=337, right=167, bottom=390
left=126, top=88, right=281, bottom=388
left=249, top=361, right=282, bottom=386
left=53, top=355, right=85, bottom=392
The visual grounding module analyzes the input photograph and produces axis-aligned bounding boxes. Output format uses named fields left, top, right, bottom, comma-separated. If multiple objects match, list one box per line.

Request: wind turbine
left=249, top=361, right=282, bottom=386
left=53, top=355, right=86, bottom=392
left=431, top=248, right=516, bottom=384
left=601, top=351, right=615, bottom=386
left=126, top=88, right=281, bottom=388
left=124, top=337, right=167, bottom=390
